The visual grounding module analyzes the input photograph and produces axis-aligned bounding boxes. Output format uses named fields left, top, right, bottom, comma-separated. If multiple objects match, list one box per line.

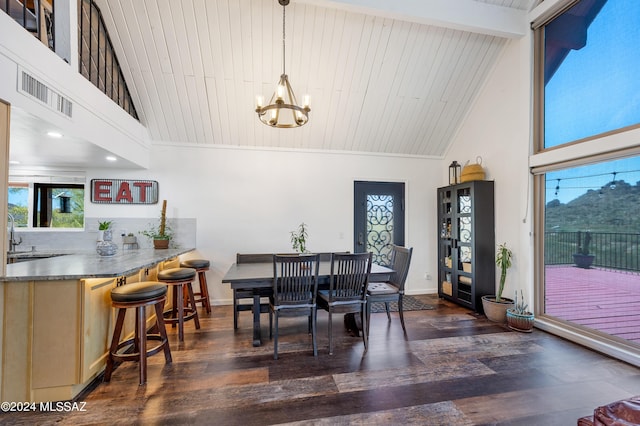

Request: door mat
left=369, top=295, right=434, bottom=313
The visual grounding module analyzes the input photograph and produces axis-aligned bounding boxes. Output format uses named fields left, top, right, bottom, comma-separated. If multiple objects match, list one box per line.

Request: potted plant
left=290, top=222, right=309, bottom=253
left=97, top=220, right=113, bottom=241
left=96, top=220, right=118, bottom=256
left=481, top=242, right=515, bottom=323
left=573, top=231, right=595, bottom=269
left=140, top=200, right=172, bottom=249
left=506, top=289, right=535, bottom=332
left=123, top=232, right=137, bottom=244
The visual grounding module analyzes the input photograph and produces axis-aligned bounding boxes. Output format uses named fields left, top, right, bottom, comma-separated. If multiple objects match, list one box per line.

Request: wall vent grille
left=18, top=69, right=73, bottom=118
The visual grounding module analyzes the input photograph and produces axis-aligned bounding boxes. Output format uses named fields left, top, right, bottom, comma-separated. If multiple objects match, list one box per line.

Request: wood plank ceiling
left=95, top=0, right=537, bottom=157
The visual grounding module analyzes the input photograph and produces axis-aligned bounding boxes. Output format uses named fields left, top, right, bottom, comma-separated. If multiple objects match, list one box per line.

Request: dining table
left=221, top=259, right=395, bottom=347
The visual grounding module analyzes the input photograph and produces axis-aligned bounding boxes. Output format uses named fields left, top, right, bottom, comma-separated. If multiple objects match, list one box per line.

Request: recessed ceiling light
left=106, top=156, right=117, bottom=161
left=47, top=131, right=63, bottom=138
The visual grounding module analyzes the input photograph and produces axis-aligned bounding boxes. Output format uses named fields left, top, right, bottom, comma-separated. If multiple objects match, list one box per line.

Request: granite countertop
left=2, top=248, right=194, bottom=281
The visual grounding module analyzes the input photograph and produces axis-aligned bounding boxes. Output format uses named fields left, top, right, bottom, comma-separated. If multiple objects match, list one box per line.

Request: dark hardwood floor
left=6, top=294, right=640, bottom=425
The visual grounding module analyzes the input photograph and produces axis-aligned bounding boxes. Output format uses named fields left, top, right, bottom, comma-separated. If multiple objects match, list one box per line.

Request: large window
left=543, top=1, right=640, bottom=148
left=8, top=181, right=84, bottom=229
left=534, top=0, right=640, bottom=364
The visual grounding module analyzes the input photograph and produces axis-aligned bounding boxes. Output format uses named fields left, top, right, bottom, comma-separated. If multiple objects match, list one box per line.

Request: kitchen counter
left=2, top=248, right=193, bottom=281
left=1, top=247, right=195, bottom=403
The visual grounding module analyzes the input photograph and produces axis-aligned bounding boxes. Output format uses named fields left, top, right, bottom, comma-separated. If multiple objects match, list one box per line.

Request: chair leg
left=185, top=282, right=201, bottom=330
left=104, top=307, right=127, bottom=382
left=175, top=284, right=185, bottom=342
left=137, top=305, right=147, bottom=385
left=328, top=308, right=333, bottom=355
left=154, top=301, right=172, bottom=363
left=199, top=271, right=212, bottom=313
left=398, top=295, right=406, bottom=334
left=366, top=300, right=371, bottom=338
left=273, top=312, right=279, bottom=360
left=361, top=307, right=368, bottom=352
left=269, top=307, right=273, bottom=339
left=312, top=307, right=318, bottom=357
left=385, top=302, right=391, bottom=322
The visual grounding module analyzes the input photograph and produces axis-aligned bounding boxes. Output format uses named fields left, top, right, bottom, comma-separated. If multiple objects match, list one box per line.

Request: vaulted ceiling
left=94, top=0, right=537, bottom=157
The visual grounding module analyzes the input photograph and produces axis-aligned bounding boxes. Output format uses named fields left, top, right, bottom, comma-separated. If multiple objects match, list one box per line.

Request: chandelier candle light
left=255, top=0, right=310, bottom=128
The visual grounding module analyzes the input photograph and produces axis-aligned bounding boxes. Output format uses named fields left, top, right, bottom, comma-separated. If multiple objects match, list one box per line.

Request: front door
left=354, top=181, right=405, bottom=266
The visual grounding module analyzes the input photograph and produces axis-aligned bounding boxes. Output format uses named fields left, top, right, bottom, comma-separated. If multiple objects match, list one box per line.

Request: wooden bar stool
left=104, top=281, right=172, bottom=385
left=158, top=267, right=200, bottom=341
left=180, top=259, right=211, bottom=314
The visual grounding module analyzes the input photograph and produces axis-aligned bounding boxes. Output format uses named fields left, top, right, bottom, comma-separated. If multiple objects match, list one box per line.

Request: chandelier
left=255, top=0, right=310, bottom=128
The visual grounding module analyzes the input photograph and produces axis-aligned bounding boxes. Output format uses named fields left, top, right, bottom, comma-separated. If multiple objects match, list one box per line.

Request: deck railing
left=545, top=231, right=640, bottom=271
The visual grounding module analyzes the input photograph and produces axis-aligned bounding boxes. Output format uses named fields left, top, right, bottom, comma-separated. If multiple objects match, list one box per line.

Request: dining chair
left=270, top=254, right=320, bottom=360
left=234, top=253, right=275, bottom=330
left=318, top=252, right=372, bottom=355
left=366, top=245, right=413, bottom=336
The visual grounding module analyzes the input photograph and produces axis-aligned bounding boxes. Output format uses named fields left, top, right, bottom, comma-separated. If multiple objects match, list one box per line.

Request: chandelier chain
left=282, top=3, right=286, bottom=76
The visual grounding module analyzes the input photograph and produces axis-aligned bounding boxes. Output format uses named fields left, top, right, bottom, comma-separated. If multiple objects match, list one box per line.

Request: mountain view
left=545, top=179, right=640, bottom=232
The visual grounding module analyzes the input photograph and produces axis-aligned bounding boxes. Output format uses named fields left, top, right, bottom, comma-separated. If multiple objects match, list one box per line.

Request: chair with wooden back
left=234, top=253, right=275, bottom=330
left=270, top=254, right=320, bottom=359
left=366, top=245, right=413, bottom=336
left=318, top=252, right=372, bottom=355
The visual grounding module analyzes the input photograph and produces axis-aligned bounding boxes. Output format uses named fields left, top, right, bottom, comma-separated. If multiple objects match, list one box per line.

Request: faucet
left=7, top=213, right=22, bottom=253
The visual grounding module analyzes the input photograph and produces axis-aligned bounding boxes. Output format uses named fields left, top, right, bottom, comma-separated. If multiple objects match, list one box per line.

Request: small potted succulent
left=123, top=232, right=137, bottom=244
left=506, top=289, right=535, bottom=332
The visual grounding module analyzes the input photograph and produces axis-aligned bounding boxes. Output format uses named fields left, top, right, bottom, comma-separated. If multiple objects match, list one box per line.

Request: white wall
left=0, top=11, right=151, bottom=168
left=85, top=145, right=443, bottom=304
left=445, top=34, right=533, bottom=304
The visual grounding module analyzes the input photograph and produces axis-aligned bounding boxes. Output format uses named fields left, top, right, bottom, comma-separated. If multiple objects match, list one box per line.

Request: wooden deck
left=545, top=265, right=640, bottom=344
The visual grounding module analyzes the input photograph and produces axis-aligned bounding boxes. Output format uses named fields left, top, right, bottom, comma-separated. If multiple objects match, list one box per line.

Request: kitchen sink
left=6, top=251, right=69, bottom=264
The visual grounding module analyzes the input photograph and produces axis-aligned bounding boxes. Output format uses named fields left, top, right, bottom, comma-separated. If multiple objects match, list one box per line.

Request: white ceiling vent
left=18, top=67, right=73, bottom=118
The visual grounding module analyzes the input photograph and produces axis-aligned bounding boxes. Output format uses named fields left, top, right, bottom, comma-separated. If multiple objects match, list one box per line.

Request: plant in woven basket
left=506, top=289, right=534, bottom=332
left=512, top=289, right=530, bottom=315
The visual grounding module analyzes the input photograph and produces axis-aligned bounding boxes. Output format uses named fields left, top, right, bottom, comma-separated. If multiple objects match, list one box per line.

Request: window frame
left=531, top=0, right=640, bottom=366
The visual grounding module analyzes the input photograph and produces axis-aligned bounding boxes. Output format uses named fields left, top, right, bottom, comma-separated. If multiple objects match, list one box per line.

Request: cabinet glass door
left=456, top=187, right=473, bottom=303
left=439, top=189, right=453, bottom=296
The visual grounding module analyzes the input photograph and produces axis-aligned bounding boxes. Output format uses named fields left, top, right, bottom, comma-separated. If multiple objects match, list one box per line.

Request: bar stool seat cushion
left=111, top=281, right=167, bottom=303
left=158, top=267, right=196, bottom=282
left=180, top=259, right=210, bottom=269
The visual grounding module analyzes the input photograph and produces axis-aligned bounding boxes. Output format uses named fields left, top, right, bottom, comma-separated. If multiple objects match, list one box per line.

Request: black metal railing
left=78, top=0, right=138, bottom=120
left=545, top=231, right=640, bottom=272
left=1, top=0, right=54, bottom=50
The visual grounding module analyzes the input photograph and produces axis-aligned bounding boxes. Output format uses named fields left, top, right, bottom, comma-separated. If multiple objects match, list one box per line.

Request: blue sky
left=544, top=0, right=640, bottom=204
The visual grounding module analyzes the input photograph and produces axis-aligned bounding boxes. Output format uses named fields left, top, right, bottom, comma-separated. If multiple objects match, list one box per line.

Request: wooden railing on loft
left=1, top=0, right=54, bottom=50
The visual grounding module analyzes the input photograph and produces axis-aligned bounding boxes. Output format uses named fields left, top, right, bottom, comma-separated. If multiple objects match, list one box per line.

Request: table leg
left=252, top=290, right=262, bottom=347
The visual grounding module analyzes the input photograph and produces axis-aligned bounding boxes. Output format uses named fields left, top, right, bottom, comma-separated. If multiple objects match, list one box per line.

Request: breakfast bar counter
left=0, top=248, right=194, bottom=403
left=2, top=248, right=193, bottom=281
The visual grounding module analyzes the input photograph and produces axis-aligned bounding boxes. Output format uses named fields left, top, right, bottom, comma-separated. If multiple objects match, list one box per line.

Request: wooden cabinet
left=437, top=181, right=495, bottom=312
left=81, top=278, right=116, bottom=383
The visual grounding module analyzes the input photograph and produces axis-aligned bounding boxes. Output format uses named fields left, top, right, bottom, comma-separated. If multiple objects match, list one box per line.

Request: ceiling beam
left=296, top=0, right=528, bottom=38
